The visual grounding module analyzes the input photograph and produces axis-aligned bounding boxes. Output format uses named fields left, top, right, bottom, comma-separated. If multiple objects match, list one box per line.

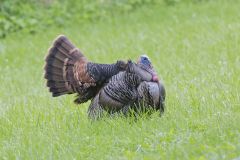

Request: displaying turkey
left=88, top=55, right=165, bottom=119
left=44, top=35, right=128, bottom=104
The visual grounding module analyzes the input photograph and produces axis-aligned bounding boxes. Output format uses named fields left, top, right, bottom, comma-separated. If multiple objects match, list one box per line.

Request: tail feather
left=46, top=48, right=67, bottom=62
left=53, top=35, right=75, bottom=51
left=44, top=67, right=63, bottom=76
left=45, top=57, right=64, bottom=68
left=44, top=73, right=64, bottom=81
left=45, top=70, right=62, bottom=77
left=49, top=87, right=68, bottom=93
left=52, top=36, right=83, bottom=60
left=52, top=90, right=72, bottom=97
left=44, top=35, right=85, bottom=97
left=52, top=92, right=69, bottom=97
left=46, top=81, right=65, bottom=88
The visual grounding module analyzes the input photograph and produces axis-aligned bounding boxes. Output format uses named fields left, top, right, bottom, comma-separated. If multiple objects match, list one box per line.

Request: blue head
left=137, top=54, right=158, bottom=82
left=138, top=55, right=153, bottom=68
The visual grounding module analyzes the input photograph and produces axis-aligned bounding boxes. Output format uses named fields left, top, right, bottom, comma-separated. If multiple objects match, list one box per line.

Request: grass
left=0, top=0, right=240, bottom=159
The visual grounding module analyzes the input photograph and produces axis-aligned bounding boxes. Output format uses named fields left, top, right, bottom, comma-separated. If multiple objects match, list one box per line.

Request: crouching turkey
left=88, top=55, right=166, bottom=119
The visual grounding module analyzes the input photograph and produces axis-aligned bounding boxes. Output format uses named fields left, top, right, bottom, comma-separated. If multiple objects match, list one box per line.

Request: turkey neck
left=86, top=62, right=125, bottom=83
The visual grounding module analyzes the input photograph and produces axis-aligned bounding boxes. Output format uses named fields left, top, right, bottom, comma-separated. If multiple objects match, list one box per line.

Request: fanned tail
left=44, top=35, right=85, bottom=97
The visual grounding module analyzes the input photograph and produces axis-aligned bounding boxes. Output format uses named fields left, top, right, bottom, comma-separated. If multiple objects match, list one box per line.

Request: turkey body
left=88, top=71, right=139, bottom=119
left=99, top=72, right=140, bottom=112
left=88, top=71, right=166, bottom=119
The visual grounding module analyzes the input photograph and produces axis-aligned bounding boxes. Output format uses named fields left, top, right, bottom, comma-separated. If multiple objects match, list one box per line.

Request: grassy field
left=0, top=1, right=240, bottom=159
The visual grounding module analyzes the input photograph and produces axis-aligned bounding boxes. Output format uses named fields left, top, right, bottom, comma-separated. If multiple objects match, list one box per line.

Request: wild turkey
left=88, top=56, right=165, bottom=119
left=44, top=35, right=128, bottom=104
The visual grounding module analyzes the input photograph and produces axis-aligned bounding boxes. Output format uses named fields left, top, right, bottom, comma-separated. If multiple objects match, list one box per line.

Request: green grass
left=0, top=1, right=240, bottom=159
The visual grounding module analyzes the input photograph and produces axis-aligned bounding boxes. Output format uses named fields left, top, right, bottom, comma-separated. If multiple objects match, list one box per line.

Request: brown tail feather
left=45, top=57, right=64, bottom=68
left=45, top=67, right=63, bottom=76
left=46, top=81, right=65, bottom=88
left=44, top=74, right=64, bottom=81
left=49, top=87, right=68, bottom=93
left=52, top=92, right=70, bottom=97
left=44, top=35, right=85, bottom=97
